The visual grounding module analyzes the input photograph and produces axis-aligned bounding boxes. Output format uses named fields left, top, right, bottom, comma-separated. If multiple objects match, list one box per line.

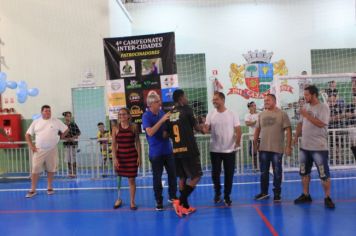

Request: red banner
left=227, top=88, right=270, bottom=99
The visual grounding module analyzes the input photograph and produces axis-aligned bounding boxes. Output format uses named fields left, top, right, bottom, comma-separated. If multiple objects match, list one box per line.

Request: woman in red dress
left=111, top=108, right=141, bottom=210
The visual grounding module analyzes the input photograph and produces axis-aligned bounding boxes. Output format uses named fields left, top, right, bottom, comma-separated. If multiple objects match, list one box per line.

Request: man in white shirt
left=203, top=92, right=241, bottom=206
left=244, top=101, right=259, bottom=170
left=25, top=105, right=68, bottom=198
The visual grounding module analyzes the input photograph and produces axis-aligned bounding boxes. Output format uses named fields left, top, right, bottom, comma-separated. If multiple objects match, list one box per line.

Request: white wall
left=126, top=0, right=356, bottom=115
left=0, top=0, right=131, bottom=118
left=109, top=0, right=132, bottom=37
left=1, top=0, right=355, bottom=118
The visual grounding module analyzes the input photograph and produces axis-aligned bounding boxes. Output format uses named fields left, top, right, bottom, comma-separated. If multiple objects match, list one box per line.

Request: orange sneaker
left=181, top=206, right=196, bottom=215
left=173, top=199, right=183, bottom=217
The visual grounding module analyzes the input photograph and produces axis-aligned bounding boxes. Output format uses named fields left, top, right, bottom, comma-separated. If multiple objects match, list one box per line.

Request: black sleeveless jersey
left=167, top=105, right=200, bottom=158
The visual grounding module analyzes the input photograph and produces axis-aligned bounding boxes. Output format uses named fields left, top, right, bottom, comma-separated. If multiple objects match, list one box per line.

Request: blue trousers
left=259, top=151, right=283, bottom=195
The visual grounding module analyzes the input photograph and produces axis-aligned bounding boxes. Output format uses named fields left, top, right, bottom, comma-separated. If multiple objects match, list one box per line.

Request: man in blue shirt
left=142, top=94, right=177, bottom=210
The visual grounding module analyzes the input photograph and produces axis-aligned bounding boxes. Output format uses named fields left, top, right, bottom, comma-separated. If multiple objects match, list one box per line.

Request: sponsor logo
left=111, top=82, right=121, bottom=90
left=130, top=105, right=143, bottom=117
left=147, top=90, right=159, bottom=97
left=144, top=80, right=159, bottom=87
left=163, top=77, right=175, bottom=87
left=126, top=80, right=142, bottom=89
left=173, top=147, right=188, bottom=153
left=120, top=60, right=136, bottom=77
left=109, top=107, right=121, bottom=113
left=128, top=92, right=141, bottom=103
left=133, top=118, right=142, bottom=123
left=169, top=112, right=180, bottom=122
left=165, top=89, right=173, bottom=99
left=108, top=94, right=125, bottom=103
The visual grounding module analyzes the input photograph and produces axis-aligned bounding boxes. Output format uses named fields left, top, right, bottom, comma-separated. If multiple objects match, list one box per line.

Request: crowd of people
left=326, top=81, right=356, bottom=129
left=324, top=81, right=356, bottom=164
left=24, top=84, right=356, bottom=215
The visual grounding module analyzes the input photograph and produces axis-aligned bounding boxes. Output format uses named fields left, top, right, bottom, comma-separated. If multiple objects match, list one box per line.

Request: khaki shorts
left=31, top=147, right=58, bottom=174
left=64, top=145, right=77, bottom=163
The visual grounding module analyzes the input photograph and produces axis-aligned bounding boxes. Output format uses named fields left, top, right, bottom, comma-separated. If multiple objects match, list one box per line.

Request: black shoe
left=214, top=194, right=222, bottom=203
left=273, top=194, right=281, bottom=202
left=155, top=201, right=164, bottom=211
left=254, top=193, right=270, bottom=200
left=324, top=197, right=335, bottom=209
left=224, top=197, right=232, bottom=206
left=294, top=193, right=312, bottom=204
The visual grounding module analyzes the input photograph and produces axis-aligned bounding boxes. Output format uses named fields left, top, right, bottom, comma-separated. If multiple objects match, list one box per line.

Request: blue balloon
left=28, top=88, right=39, bottom=96
left=16, top=88, right=26, bottom=96
left=17, top=94, right=27, bottom=103
left=0, top=72, right=7, bottom=81
left=32, top=114, right=42, bottom=120
left=0, top=79, right=6, bottom=94
left=16, top=88, right=28, bottom=104
left=6, top=81, right=17, bottom=89
left=17, top=81, right=28, bottom=89
left=17, top=96, right=27, bottom=103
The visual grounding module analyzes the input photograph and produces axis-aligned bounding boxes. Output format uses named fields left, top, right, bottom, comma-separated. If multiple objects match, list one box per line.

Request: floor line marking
left=1, top=176, right=356, bottom=192
left=253, top=205, right=279, bottom=236
left=1, top=198, right=356, bottom=215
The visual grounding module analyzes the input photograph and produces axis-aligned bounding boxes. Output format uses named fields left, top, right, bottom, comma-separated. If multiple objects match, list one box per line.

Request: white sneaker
left=25, top=191, right=37, bottom=198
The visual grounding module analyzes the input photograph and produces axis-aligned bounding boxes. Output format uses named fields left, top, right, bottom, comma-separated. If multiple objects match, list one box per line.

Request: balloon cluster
left=0, top=71, right=39, bottom=104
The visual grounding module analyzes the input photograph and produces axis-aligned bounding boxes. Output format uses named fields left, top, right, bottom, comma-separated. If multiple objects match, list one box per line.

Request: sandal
left=47, top=189, right=55, bottom=195
left=130, top=205, right=138, bottom=211
left=113, top=199, right=122, bottom=209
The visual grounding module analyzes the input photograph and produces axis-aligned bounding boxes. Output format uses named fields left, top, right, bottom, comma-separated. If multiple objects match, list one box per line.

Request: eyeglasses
left=118, top=113, right=129, bottom=116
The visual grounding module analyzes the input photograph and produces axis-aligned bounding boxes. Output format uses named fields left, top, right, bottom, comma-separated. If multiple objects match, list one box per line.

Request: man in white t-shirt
left=203, top=92, right=241, bottom=206
left=25, top=105, right=68, bottom=198
left=244, top=101, right=259, bottom=170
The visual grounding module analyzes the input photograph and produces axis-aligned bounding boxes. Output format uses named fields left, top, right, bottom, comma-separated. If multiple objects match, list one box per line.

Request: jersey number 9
left=173, top=124, right=180, bottom=143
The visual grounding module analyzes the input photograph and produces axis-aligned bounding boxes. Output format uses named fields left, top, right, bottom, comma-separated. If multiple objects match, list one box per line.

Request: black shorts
left=175, top=155, right=203, bottom=179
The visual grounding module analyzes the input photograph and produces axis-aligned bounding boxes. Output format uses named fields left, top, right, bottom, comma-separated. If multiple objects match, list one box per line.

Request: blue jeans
left=299, top=149, right=330, bottom=180
left=259, top=151, right=283, bottom=195
left=150, top=155, right=177, bottom=202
